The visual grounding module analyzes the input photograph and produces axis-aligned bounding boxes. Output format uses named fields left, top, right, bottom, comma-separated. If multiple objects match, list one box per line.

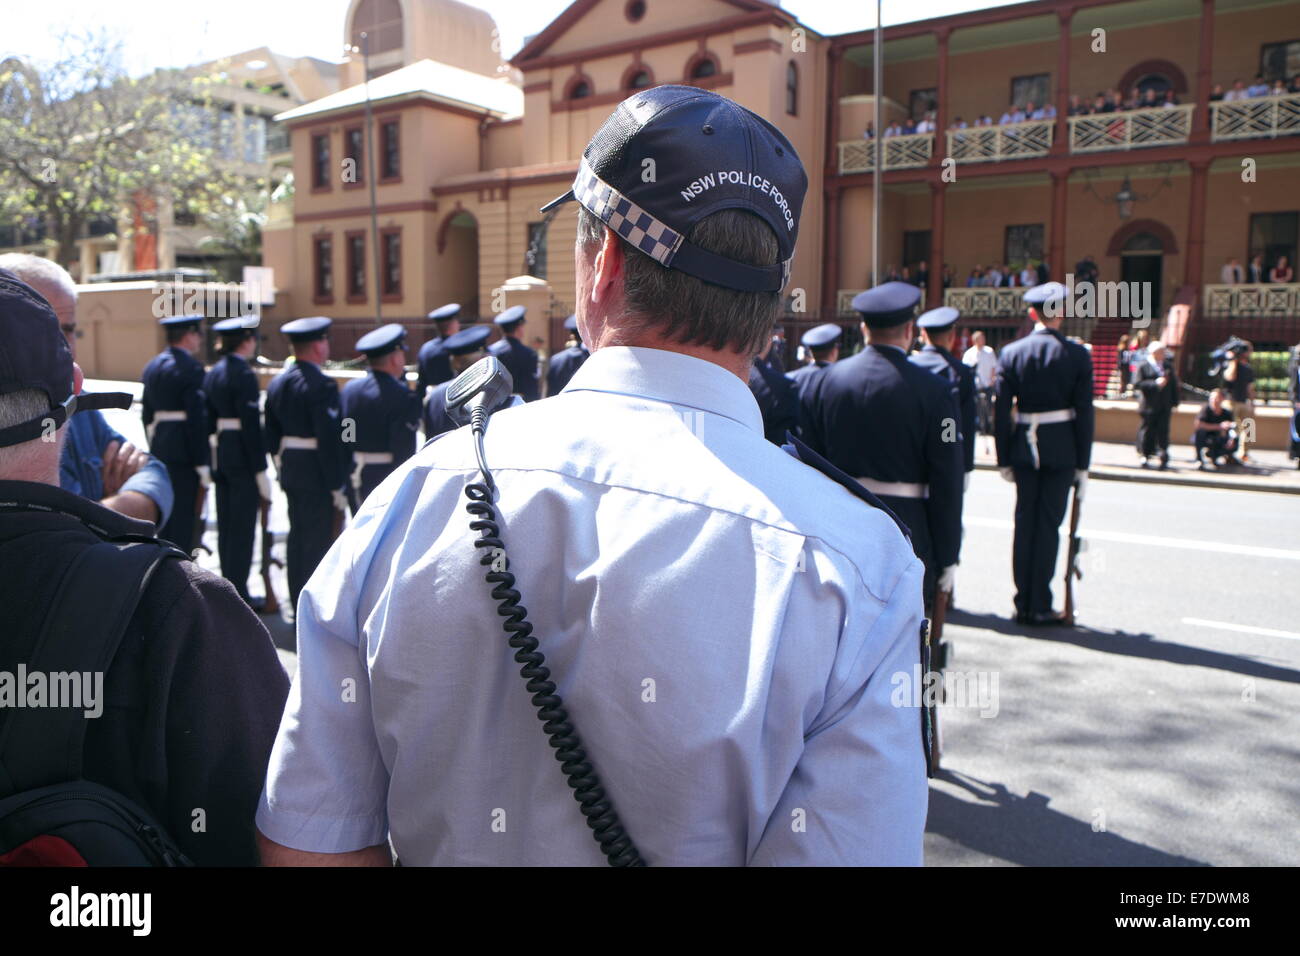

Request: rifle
left=924, top=586, right=952, bottom=775
left=1062, top=481, right=1085, bottom=626
left=259, top=497, right=282, bottom=615
left=193, top=480, right=212, bottom=555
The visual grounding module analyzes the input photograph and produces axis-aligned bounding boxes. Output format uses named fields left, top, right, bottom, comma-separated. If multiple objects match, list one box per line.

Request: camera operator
left=1193, top=388, right=1239, bottom=469
left=1222, top=340, right=1256, bottom=462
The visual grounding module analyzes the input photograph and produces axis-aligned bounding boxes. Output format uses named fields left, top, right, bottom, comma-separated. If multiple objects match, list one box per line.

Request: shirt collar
left=0, top=479, right=156, bottom=539
left=561, top=346, right=763, bottom=435
left=870, top=343, right=908, bottom=356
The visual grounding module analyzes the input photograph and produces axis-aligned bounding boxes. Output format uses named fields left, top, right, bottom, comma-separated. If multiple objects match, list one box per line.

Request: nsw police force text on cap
left=680, top=171, right=796, bottom=231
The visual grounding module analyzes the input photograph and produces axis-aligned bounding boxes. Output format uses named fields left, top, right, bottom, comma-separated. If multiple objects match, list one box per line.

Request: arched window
left=566, top=75, right=592, bottom=100
left=622, top=62, right=654, bottom=91
left=627, top=69, right=651, bottom=90
left=351, top=0, right=403, bottom=55
left=786, top=61, right=798, bottom=116
left=689, top=54, right=718, bottom=81
left=1123, top=232, right=1164, bottom=253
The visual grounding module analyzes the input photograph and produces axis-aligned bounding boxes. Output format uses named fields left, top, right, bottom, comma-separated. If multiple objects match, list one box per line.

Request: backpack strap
left=0, top=540, right=186, bottom=797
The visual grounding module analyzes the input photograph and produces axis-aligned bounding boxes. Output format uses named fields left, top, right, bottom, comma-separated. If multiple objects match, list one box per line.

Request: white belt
left=1014, top=407, right=1076, bottom=470
left=153, top=410, right=188, bottom=422
left=279, top=436, right=318, bottom=451
left=216, top=418, right=242, bottom=431
left=855, top=477, right=930, bottom=499
left=350, top=451, right=395, bottom=491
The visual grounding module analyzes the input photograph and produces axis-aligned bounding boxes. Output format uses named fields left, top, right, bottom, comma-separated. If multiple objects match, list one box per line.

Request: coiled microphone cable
left=447, top=357, right=646, bottom=867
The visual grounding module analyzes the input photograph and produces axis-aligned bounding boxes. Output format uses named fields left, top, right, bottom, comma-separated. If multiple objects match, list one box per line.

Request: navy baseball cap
left=540, top=85, right=806, bottom=293
left=0, top=268, right=129, bottom=448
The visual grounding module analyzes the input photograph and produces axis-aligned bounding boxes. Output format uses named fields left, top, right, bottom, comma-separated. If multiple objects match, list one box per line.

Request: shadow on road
left=927, top=769, right=1210, bottom=866
left=948, top=608, right=1300, bottom=685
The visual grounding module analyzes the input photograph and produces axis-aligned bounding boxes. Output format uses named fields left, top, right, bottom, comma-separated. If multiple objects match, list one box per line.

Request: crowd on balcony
left=1065, top=86, right=1182, bottom=116
left=1211, top=75, right=1300, bottom=101
left=962, top=260, right=1052, bottom=288
left=1219, top=254, right=1295, bottom=285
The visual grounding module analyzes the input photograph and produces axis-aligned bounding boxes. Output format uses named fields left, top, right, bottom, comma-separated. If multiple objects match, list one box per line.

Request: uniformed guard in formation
left=416, top=302, right=461, bottom=393
left=264, top=316, right=350, bottom=609
left=786, top=322, right=842, bottom=399
left=204, top=315, right=271, bottom=608
left=995, top=282, right=1094, bottom=625
left=141, top=313, right=210, bottom=553
left=546, top=314, right=589, bottom=396
left=341, top=323, right=423, bottom=503
left=800, top=282, right=963, bottom=608
left=911, top=306, right=977, bottom=482
left=488, top=305, right=540, bottom=402
left=422, top=324, right=492, bottom=439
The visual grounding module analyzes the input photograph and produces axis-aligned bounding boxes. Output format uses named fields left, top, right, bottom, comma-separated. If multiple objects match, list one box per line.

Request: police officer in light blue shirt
left=257, top=85, right=928, bottom=867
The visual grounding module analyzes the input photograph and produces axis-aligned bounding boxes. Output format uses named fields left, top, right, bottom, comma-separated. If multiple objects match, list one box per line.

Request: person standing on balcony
left=1270, top=79, right=1287, bottom=97
left=863, top=121, right=874, bottom=139
left=1075, top=254, right=1099, bottom=286
left=1247, top=75, right=1269, bottom=97
left=1269, top=255, right=1293, bottom=283
left=986, top=264, right=1003, bottom=288
left=1162, top=89, right=1179, bottom=108
left=1221, top=257, right=1244, bottom=284
left=1224, top=79, right=1247, bottom=102
left=1209, top=84, right=1225, bottom=102
left=915, top=260, right=930, bottom=290
left=1140, top=88, right=1161, bottom=109
left=1020, top=263, right=1036, bottom=287
left=1037, top=260, right=1050, bottom=284
left=1289, top=76, right=1300, bottom=94
left=1068, top=94, right=1088, bottom=116
left=1248, top=252, right=1265, bottom=283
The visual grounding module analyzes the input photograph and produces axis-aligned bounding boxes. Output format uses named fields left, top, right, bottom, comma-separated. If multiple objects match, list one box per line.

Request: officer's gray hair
left=0, top=253, right=76, bottom=302
left=0, top=388, right=57, bottom=476
left=576, top=206, right=781, bottom=356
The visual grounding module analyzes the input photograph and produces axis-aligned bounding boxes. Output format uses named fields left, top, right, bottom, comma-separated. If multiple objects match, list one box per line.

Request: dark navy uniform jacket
left=910, top=344, right=977, bottom=472
left=264, top=362, right=349, bottom=492
left=785, top=360, right=829, bottom=400
left=421, top=381, right=456, bottom=439
left=800, top=344, right=963, bottom=571
left=341, top=369, right=422, bottom=490
left=142, top=347, right=208, bottom=467
left=748, top=358, right=800, bottom=445
left=203, top=353, right=266, bottom=478
left=994, top=327, right=1095, bottom=471
left=416, top=337, right=453, bottom=393
left=488, top=337, right=540, bottom=402
left=547, top=345, right=589, bottom=395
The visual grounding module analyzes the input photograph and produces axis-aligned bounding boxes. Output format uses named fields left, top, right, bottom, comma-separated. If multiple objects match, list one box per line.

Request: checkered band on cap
left=573, top=157, right=685, bottom=267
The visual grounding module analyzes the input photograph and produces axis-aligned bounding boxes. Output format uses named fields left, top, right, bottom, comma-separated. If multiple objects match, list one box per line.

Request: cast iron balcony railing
left=838, top=288, right=925, bottom=316
left=1068, top=103, right=1194, bottom=153
left=837, top=132, right=935, bottom=173
left=943, top=287, right=1027, bottom=317
left=1203, top=282, right=1300, bottom=317
left=947, top=118, right=1054, bottom=164
left=1210, top=93, right=1300, bottom=141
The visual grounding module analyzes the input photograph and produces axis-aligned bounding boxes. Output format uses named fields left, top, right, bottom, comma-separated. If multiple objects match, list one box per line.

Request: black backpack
left=0, top=540, right=193, bottom=866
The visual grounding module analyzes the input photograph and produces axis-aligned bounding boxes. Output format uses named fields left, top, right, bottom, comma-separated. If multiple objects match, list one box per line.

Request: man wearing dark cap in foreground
left=204, top=314, right=272, bottom=608
left=0, top=268, right=287, bottom=865
left=800, top=282, right=964, bottom=612
left=416, top=303, right=461, bottom=393
left=547, top=314, right=589, bottom=396
left=259, top=86, right=926, bottom=867
left=142, top=313, right=210, bottom=553
left=420, top=324, right=494, bottom=438
left=995, top=282, right=1094, bottom=626
left=488, top=305, right=540, bottom=402
left=341, top=323, right=422, bottom=502
left=264, top=317, right=349, bottom=610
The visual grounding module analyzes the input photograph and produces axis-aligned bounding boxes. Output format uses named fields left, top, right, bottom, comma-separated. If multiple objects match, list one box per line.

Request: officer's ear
left=72, top=362, right=84, bottom=397
left=590, top=225, right=624, bottom=306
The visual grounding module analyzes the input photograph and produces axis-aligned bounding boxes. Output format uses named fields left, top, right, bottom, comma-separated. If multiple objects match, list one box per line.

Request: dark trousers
left=1137, top=408, right=1171, bottom=459
left=286, top=489, right=334, bottom=610
left=1012, top=466, right=1074, bottom=615
left=215, top=474, right=258, bottom=602
left=160, top=462, right=199, bottom=554
left=880, top=496, right=936, bottom=608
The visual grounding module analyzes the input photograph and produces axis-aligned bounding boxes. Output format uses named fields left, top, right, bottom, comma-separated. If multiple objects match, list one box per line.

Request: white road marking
left=1182, top=618, right=1300, bottom=642
left=964, top=516, right=1300, bottom=561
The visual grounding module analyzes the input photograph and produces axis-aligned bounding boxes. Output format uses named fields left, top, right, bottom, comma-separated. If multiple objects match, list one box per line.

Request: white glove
left=332, top=489, right=349, bottom=513
left=999, top=467, right=1015, bottom=483
left=963, top=471, right=971, bottom=492
left=938, top=564, right=958, bottom=594
left=1074, top=469, right=1089, bottom=502
left=256, top=471, right=272, bottom=502
left=196, top=465, right=211, bottom=487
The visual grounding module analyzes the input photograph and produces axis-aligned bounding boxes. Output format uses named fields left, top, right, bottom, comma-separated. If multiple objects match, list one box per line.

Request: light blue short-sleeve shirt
left=257, top=346, right=928, bottom=865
